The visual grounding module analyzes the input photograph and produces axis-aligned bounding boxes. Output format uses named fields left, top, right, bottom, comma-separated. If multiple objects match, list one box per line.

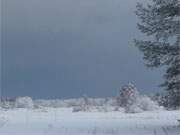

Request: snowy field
left=0, top=108, right=179, bottom=135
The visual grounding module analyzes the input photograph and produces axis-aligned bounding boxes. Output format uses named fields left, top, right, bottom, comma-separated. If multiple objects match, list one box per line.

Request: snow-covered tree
left=135, top=0, right=180, bottom=108
left=117, top=83, right=160, bottom=113
left=117, top=83, right=139, bottom=108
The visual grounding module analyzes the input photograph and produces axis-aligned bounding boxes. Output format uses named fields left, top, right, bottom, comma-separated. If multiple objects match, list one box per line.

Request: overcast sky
left=1, top=0, right=163, bottom=99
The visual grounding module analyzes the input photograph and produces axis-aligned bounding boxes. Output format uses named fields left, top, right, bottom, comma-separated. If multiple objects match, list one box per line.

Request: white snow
left=15, top=97, right=34, bottom=109
left=0, top=108, right=179, bottom=135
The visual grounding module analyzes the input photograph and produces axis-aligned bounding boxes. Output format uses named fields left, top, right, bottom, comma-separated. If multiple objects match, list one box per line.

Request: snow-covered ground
left=0, top=108, right=179, bottom=135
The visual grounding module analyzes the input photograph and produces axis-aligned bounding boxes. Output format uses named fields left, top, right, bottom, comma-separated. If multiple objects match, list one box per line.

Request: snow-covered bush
left=117, top=83, right=161, bottom=113
left=0, top=97, right=16, bottom=109
left=15, top=97, right=34, bottom=108
left=125, top=96, right=160, bottom=113
left=72, top=105, right=90, bottom=112
left=138, top=96, right=160, bottom=111
left=1, top=102, right=14, bottom=109
left=105, top=98, right=117, bottom=106
left=72, top=106, right=84, bottom=112
left=125, top=103, right=143, bottom=113
left=33, top=97, right=117, bottom=109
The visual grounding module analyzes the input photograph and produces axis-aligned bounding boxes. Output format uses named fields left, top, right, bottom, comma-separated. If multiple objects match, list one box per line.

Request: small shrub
left=15, top=97, right=34, bottom=108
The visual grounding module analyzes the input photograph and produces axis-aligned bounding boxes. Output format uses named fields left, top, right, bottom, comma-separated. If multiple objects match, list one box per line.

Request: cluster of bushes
left=0, top=83, right=163, bottom=113
left=116, top=83, right=161, bottom=113
left=0, top=96, right=34, bottom=109
left=0, top=96, right=116, bottom=110
left=72, top=83, right=162, bottom=113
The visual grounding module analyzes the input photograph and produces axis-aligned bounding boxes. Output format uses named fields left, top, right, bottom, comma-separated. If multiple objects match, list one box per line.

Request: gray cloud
left=2, top=0, right=163, bottom=98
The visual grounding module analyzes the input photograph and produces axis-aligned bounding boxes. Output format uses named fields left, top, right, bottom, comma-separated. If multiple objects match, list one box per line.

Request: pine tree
left=117, top=83, right=139, bottom=108
left=135, top=0, right=180, bottom=108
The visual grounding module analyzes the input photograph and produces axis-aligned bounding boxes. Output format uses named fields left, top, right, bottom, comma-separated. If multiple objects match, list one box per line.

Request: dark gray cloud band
left=1, top=0, right=163, bottom=98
